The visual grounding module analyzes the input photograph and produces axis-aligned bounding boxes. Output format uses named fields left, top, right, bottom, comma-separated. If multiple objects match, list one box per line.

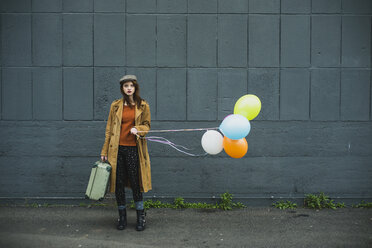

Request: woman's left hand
left=130, top=127, right=138, bottom=135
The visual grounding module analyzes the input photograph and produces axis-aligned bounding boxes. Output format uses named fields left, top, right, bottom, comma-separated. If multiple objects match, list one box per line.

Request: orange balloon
left=223, top=136, right=248, bottom=159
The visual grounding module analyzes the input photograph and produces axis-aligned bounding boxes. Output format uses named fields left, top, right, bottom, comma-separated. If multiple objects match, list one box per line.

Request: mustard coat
left=101, top=98, right=152, bottom=193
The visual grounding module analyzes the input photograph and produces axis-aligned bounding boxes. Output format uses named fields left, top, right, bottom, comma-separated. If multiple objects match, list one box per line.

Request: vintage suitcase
left=85, top=160, right=112, bottom=201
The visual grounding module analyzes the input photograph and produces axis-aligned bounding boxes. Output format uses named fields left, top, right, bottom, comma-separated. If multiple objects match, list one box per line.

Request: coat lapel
left=115, top=98, right=123, bottom=121
left=135, top=101, right=144, bottom=121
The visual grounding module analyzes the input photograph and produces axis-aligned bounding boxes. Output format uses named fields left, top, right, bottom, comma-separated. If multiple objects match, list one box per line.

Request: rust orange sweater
left=119, top=105, right=136, bottom=146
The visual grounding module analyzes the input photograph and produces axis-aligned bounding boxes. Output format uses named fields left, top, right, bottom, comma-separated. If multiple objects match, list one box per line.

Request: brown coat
left=101, top=98, right=152, bottom=193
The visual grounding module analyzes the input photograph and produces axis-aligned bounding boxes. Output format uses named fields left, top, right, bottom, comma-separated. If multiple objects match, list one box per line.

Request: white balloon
left=201, top=130, right=224, bottom=155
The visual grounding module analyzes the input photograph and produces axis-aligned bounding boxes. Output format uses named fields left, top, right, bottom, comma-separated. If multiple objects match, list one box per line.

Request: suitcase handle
left=93, top=160, right=112, bottom=169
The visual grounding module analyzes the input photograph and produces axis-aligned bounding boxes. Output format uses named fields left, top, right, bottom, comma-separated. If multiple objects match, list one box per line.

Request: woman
left=100, top=74, right=151, bottom=231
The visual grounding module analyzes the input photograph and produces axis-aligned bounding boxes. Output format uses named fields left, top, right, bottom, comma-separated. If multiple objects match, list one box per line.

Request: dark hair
left=120, top=80, right=143, bottom=108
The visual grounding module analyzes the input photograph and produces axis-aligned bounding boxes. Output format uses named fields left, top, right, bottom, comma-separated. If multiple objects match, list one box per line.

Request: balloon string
left=136, top=127, right=219, bottom=133
left=136, top=135, right=208, bottom=157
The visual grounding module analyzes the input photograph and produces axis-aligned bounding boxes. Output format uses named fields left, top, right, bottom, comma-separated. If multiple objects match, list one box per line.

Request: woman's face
left=122, top=81, right=135, bottom=96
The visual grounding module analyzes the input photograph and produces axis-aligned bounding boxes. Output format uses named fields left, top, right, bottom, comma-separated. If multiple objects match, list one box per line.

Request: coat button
left=110, top=145, right=112, bottom=147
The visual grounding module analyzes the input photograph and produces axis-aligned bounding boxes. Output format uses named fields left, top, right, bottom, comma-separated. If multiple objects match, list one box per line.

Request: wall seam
left=185, top=1, right=188, bottom=121
left=247, top=8, right=249, bottom=93
left=92, top=0, right=95, bottom=120
left=186, top=0, right=189, bottom=121
left=62, top=12, right=64, bottom=121
left=31, top=1, right=34, bottom=121
left=339, top=1, right=343, bottom=120
left=278, top=0, right=282, bottom=120
left=309, top=0, right=312, bottom=120
left=215, top=0, right=219, bottom=120
left=155, top=0, right=158, bottom=120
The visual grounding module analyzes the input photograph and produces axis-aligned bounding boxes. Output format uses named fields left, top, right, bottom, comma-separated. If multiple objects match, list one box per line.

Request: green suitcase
left=85, top=161, right=112, bottom=201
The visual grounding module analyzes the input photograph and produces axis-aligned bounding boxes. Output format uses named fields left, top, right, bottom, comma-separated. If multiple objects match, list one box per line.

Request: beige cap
left=119, top=74, right=137, bottom=84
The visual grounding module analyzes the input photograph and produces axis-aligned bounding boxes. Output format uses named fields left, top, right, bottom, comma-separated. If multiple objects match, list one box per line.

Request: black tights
left=115, top=146, right=143, bottom=206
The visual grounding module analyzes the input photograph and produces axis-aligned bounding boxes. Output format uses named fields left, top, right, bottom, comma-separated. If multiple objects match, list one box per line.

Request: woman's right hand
left=101, top=156, right=108, bottom=162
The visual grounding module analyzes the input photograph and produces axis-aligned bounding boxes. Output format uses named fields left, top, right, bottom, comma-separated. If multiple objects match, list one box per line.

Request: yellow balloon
left=234, top=94, right=261, bottom=120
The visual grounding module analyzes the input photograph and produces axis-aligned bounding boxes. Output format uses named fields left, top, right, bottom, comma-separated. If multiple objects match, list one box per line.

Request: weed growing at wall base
left=128, top=192, right=247, bottom=210
left=272, top=200, right=298, bottom=210
left=304, top=192, right=345, bottom=209
left=352, top=201, right=372, bottom=209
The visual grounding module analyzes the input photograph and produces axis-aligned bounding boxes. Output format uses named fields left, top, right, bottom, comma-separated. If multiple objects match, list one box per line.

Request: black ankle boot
left=117, top=209, right=127, bottom=230
left=136, top=210, right=146, bottom=231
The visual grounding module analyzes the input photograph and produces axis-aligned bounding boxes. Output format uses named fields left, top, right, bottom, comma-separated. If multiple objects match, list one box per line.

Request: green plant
left=232, top=202, right=247, bottom=209
left=20, top=192, right=246, bottom=210
left=174, top=197, right=186, bottom=209
left=218, top=192, right=233, bottom=210
left=272, top=200, right=297, bottom=210
left=304, top=192, right=345, bottom=210
left=352, top=201, right=372, bottom=208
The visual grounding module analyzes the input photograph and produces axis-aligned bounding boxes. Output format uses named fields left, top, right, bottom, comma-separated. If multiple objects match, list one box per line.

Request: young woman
left=100, top=74, right=152, bottom=231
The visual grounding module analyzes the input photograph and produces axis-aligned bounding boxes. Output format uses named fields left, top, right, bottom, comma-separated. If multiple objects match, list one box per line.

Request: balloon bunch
left=201, top=94, right=261, bottom=158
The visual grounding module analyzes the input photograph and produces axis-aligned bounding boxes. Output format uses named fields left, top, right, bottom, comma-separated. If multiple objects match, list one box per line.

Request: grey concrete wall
left=0, top=0, right=371, bottom=204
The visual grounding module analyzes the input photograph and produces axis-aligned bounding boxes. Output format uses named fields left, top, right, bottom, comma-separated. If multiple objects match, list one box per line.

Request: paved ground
left=0, top=206, right=371, bottom=248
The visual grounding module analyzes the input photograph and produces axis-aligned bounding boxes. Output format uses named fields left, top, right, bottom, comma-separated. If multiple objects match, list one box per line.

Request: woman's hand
left=101, top=156, right=108, bottom=162
left=130, top=127, right=138, bottom=135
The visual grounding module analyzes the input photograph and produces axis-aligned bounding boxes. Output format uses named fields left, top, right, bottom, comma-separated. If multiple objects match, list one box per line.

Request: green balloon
left=234, top=94, right=261, bottom=120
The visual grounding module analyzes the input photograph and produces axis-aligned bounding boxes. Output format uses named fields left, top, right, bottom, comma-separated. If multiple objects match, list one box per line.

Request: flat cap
left=119, top=74, right=137, bottom=84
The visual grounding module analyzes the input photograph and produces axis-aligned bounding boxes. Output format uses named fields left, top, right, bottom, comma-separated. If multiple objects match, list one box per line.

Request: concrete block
left=2, top=68, right=32, bottom=120
left=32, top=14, right=62, bottom=66
left=311, top=16, right=341, bottom=67
left=157, top=15, right=186, bottom=67
left=218, top=0, right=248, bottom=13
left=0, top=156, right=95, bottom=197
left=157, top=68, right=186, bottom=120
left=94, top=0, right=125, bottom=12
left=157, top=0, right=187, bottom=13
left=340, top=70, right=370, bottom=120
left=281, top=0, right=311, bottom=13
left=218, top=69, right=247, bottom=120
left=32, top=0, right=62, bottom=12
left=311, top=0, right=341, bottom=13
left=187, top=69, right=217, bottom=120
left=63, top=0, right=93, bottom=12
left=63, top=14, right=93, bottom=66
left=94, top=67, right=125, bottom=120
left=188, top=0, right=217, bottom=13
left=341, top=16, right=371, bottom=67
left=94, top=14, right=125, bottom=66
left=248, top=68, right=279, bottom=120
left=32, top=67, right=62, bottom=120
left=281, top=15, right=310, bottom=67
left=310, top=69, right=340, bottom=121
left=63, top=67, right=93, bottom=120
left=126, top=0, right=156, bottom=13
left=125, top=68, right=156, bottom=119
left=249, top=15, right=279, bottom=67
left=342, top=0, right=372, bottom=14
left=1, top=14, right=31, bottom=66
left=218, top=15, right=247, bottom=67
left=187, top=15, right=217, bottom=67
left=0, top=121, right=105, bottom=158
left=280, top=69, right=310, bottom=120
left=0, top=0, right=31, bottom=12
left=249, top=0, right=280, bottom=13
left=126, top=15, right=156, bottom=66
